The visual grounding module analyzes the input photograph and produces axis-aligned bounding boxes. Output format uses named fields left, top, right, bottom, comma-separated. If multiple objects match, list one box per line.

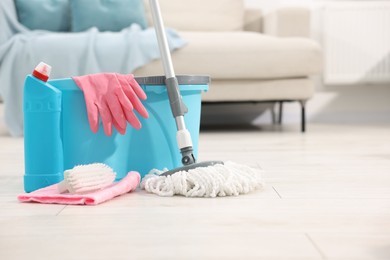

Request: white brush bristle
left=63, top=163, right=116, bottom=194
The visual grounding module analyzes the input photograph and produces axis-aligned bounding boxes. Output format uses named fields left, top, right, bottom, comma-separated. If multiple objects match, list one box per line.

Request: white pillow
left=144, top=0, right=244, bottom=31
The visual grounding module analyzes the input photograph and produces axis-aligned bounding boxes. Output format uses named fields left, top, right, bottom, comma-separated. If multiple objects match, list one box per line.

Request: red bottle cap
left=32, top=62, right=51, bottom=82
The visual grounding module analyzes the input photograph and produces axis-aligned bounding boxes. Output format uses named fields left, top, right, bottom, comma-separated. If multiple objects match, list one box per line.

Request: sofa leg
left=299, top=100, right=307, bottom=133
left=271, top=102, right=277, bottom=124
left=278, top=101, right=283, bottom=124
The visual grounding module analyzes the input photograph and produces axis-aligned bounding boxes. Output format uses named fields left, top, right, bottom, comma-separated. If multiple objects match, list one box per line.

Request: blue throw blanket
left=0, top=0, right=186, bottom=136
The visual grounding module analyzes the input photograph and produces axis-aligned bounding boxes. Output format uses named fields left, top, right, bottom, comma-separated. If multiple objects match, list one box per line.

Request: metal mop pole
left=149, top=0, right=196, bottom=165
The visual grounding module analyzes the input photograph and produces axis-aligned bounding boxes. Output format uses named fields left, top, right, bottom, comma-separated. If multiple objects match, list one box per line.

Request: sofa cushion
left=135, top=31, right=322, bottom=80
left=201, top=78, right=314, bottom=102
left=144, top=0, right=244, bottom=31
left=14, top=0, right=70, bottom=31
left=70, top=0, right=148, bottom=32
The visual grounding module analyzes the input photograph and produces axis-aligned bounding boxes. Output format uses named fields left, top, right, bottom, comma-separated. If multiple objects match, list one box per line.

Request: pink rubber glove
left=115, top=74, right=149, bottom=125
left=73, top=73, right=148, bottom=136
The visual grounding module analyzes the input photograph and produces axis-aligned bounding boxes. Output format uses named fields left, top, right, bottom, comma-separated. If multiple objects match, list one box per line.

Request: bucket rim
left=135, top=75, right=210, bottom=85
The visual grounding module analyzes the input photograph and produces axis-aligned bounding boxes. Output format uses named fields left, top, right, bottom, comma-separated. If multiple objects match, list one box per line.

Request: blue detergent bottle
left=23, top=62, right=64, bottom=192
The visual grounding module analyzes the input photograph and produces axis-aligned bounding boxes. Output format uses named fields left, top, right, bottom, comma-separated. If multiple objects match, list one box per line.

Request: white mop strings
left=140, top=161, right=264, bottom=197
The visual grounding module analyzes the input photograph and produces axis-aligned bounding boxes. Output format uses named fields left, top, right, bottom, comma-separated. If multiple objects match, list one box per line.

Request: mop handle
left=149, top=0, right=188, bottom=123
left=149, top=0, right=175, bottom=78
left=149, top=0, right=196, bottom=165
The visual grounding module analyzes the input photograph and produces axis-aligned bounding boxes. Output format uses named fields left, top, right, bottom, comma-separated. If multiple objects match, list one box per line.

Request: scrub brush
left=57, top=163, right=116, bottom=194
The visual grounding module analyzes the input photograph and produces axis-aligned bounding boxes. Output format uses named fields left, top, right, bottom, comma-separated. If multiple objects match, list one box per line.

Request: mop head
left=140, top=161, right=264, bottom=197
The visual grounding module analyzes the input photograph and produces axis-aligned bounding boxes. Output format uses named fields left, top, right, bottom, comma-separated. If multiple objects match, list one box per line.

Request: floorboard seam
left=55, top=205, right=67, bottom=216
left=272, top=186, right=282, bottom=199
left=305, top=232, right=327, bottom=260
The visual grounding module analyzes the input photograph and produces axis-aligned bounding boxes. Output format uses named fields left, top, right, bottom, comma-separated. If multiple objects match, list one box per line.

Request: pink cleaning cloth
left=17, top=171, right=140, bottom=205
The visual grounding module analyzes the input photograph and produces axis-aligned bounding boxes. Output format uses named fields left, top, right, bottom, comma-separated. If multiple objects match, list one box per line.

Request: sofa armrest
left=263, top=7, right=310, bottom=38
left=243, top=8, right=263, bottom=33
left=0, top=0, right=23, bottom=46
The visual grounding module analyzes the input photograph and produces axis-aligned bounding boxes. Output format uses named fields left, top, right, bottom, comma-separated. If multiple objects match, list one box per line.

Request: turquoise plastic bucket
left=23, top=75, right=209, bottom=192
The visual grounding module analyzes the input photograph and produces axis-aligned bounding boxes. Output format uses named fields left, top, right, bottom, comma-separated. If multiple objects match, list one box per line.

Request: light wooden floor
left=1, top=105, right=389, bottom=259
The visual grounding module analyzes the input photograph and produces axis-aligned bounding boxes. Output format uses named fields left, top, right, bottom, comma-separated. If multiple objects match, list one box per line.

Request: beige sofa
left=136, top=0, right=322, bottom=131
